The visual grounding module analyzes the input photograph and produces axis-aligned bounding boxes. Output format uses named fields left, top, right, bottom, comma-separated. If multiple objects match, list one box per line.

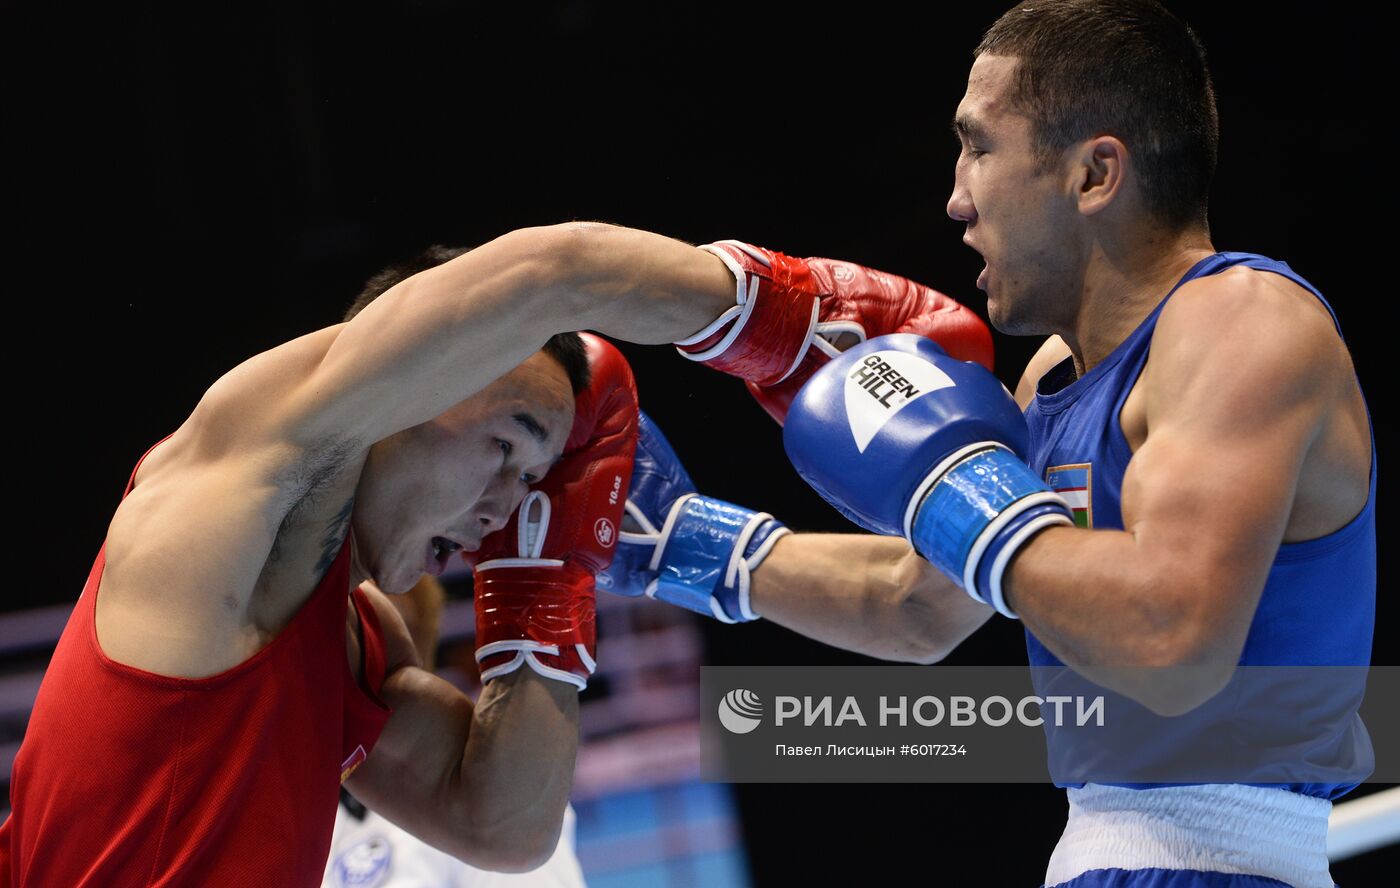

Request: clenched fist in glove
left=466, top=333, right=639, bottom=690
left=598, top=411, right=789, bottom=623
left=675, top=239, right=994, bottom=424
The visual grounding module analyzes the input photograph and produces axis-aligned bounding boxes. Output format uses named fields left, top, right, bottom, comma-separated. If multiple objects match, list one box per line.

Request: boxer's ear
left=1073, top=134, right=1128, bottom=218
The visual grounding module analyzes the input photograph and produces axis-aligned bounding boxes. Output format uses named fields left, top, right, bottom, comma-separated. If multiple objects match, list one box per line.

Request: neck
left=1061, top=227, right=1215, bottom=376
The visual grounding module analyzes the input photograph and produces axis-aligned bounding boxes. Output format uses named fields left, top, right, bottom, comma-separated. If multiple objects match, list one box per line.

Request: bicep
left=292, top=227, right=574, bottom=447
left=346, top=664, right=576, bottom=871
left=1120, top=281, right=1333, bottom=654
left=178, top=231, right=562, bottom=462
left=343, top=585, right=466, bottom=845
left=186, top=227, right=576, bottom=462
left=344, top=665, right=479, bottom=855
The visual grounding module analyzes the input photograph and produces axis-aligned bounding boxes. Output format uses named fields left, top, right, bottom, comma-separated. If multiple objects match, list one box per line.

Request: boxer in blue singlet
left=1012, top=250, right=1374, bottom=888
left=525, top=5, right=1374, bottom=882
left=925, top=0, right=1374, bottom=884
left=717, top=1, right=1375, bottom=885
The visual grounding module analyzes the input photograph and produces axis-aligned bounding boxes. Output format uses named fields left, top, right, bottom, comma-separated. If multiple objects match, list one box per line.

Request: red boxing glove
left=467, top=333, right=639, bottom=690
left=677, top=240, right=995, bottom=424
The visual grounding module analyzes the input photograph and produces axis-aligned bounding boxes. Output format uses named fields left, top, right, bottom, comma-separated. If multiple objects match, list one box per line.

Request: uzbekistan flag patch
left=1046, top=463, right=1093, bottom=528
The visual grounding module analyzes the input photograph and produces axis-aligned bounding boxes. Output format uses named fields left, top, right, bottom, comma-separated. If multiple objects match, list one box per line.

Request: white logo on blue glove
left=844, top=350, right=955, bottom=452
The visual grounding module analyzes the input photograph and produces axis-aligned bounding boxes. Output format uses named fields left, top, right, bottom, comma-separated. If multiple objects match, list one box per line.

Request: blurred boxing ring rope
left=1, top=602, right=1398, bottom=858
left=1327, top=785, right=1400, bottom=860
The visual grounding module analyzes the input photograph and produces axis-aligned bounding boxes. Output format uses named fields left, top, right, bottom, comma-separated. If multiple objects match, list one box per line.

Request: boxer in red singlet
left=0, top=222, right=996, bottom=887
left=0, top=229, right=691, bottom=887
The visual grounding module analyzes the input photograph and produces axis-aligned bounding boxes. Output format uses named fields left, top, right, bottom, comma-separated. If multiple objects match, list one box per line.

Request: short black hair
left=344, top=244, right=591, bottom=395
left=976, top=0, right=1218, bottom=232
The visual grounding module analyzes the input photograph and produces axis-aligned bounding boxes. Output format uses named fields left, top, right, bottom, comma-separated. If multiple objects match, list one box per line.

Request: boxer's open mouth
left=429, top=536, right=465, bottom=574
left=431, top=536, right=463, bottom=558
left=962, top=236, right=988, bottom=290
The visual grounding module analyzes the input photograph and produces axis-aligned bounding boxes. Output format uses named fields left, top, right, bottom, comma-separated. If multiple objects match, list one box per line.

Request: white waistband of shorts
left=1045, top=783, right=1333, bottom=888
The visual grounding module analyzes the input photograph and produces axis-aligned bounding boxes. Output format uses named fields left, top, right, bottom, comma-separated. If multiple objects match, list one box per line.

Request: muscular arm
left=100, top=223, right=732, bottom=669
left=277, top=223, right=734, bottom=452
left=345, top=585, right=577, bottom=872
left=744, top=335, right=1065, bottom=665
left=750, top=534, right=994, bottom=663
left=1003, top=270, right=1360, bottom=712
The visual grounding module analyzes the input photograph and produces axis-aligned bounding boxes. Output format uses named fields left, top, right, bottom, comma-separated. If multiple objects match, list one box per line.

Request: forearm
left=303, top=223, right=731, bottom=447
left=1005, top=525, right=1252, bottom=712
left=353, top=665, right=578, bottom=872
left=455, top=668, right=579, bottom=871
left=542, top=221, right=737, bottom=344
left=750, top=533, right=992, bottom=663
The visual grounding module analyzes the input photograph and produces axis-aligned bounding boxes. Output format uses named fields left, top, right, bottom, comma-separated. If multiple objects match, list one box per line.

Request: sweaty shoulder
left=157, top=322, right=371, bottom=521
left=1162, top=264, right=1338, bottom=333
left=1145, top=264, right=1370, bottom=542
left=1151, top=264, right=1354, bottom=393
left=95, top=325, right=370, bottom=678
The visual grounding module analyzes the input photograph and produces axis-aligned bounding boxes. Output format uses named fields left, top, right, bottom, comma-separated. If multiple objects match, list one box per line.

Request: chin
left=988, top=300, right=1036, bottom=337
left=986, top=299, right=1017, bottom=335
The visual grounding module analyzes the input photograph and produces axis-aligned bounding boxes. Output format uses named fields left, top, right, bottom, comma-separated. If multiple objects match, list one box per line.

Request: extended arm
left=603, top=411, right=993, bottom=661
left=776, top=269, right=1366, bottom=713
left=284, top=223, right=732, bottom=451
left=750, top=533, right=994, bottom=663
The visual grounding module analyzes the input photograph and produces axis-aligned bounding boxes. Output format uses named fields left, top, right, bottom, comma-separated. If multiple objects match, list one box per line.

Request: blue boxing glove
left=598, top=412, right=790, bottom=623
left=783, top=333, right=1072, bottom=619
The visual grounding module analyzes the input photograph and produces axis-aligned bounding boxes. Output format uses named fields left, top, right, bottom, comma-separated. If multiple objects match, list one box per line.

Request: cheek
left=436, top=451, right=498, bottom=508
left=998, top=194, right=1057, bottom=256
left=356, top=454, right=407, bottom=530
left=364, top=456, right=467, bottom=544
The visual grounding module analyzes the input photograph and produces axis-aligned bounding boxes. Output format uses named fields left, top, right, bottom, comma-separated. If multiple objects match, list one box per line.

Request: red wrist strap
left=675, top=240, right=820, bottom=386
left=474, top=560, right=597, bottom=691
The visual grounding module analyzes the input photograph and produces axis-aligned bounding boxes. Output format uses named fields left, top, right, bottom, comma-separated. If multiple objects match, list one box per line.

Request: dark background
left=7, top=0, right=1391, bottom=883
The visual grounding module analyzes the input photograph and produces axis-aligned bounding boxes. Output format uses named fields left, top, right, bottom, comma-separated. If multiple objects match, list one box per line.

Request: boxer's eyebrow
left=513, top=412, right=564, bottom=466
left=952, top=115, right=987, bottom=142
left=513, top=412, right=549, bottom=444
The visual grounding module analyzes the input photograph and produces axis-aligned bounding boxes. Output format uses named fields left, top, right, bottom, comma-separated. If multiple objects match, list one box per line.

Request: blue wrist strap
left=908, top=445, right=1071, bottom=619
left=649, top=495, right=788, bottom=623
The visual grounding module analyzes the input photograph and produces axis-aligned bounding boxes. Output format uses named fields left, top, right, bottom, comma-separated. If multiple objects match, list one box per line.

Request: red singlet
left=0, top=442, right=393, bottom=887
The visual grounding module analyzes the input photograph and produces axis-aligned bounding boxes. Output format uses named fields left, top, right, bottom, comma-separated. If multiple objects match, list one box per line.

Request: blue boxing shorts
left=1040, top=784, right=1336, bottom=888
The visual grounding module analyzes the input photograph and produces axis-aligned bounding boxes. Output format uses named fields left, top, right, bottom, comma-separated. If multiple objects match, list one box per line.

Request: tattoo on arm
left=316, top=496, right=356, bottom=577
left=267, top=439, right=362, bottom=574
